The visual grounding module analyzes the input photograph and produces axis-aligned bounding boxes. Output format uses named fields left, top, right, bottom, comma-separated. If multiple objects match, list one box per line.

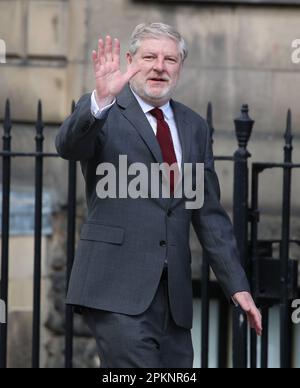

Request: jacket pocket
left=80, top=223, right=125, bottom=245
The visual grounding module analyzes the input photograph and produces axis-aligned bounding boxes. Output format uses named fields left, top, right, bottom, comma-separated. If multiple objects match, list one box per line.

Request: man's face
left=127, top=37, right=183, bottom=106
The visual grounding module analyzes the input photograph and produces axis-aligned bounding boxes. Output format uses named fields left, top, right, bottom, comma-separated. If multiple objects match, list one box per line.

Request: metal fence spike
left=35, top=100, right=44, bottom=142
left=284, top=109, right=293, bottom=146
left=206, top=102, right=214, bottom=141
left=234, top=104, right=254, bottom=151
left=3, top=99, right=11, bottom=137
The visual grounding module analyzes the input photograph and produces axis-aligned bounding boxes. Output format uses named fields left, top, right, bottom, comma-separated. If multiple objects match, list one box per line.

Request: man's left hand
left=232, top=292, right=262, bottom=336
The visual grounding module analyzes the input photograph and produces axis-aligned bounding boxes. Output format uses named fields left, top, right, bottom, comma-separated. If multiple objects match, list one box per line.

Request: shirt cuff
left=91, top=90, right=116, bottom=119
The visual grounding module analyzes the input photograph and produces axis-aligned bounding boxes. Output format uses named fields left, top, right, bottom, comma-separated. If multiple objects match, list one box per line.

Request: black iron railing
left=249, top=110, right=300, bottom=368
left=0, top=100, right=77, bottom=368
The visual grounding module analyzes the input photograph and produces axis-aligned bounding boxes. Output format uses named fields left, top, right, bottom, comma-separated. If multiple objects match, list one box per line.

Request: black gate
left=249, top=112, right=300, bottom=368
left=0, top=100, right=299, bottom=368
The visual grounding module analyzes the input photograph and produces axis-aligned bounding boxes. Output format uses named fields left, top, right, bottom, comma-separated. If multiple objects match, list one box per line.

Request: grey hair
left=129, top=22, right=188, bottom=62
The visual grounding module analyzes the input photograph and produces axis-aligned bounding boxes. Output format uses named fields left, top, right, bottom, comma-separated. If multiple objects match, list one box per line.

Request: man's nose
left=153, top=58, right=165, bottom=72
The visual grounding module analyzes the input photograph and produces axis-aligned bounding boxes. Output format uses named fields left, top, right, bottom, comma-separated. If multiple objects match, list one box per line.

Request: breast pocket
left=80, top=222, right=125, bottom=245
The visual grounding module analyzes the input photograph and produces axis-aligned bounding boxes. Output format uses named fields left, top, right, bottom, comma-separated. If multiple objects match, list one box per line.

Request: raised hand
left=92, top=36, right=140, bottom=109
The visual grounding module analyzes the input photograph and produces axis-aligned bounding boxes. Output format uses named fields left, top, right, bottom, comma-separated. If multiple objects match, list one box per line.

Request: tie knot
left=149, top=107, right=164, bottom=121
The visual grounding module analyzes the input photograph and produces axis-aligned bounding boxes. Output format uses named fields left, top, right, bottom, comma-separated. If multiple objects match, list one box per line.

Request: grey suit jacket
left=55, top=85, right=250, bottom=329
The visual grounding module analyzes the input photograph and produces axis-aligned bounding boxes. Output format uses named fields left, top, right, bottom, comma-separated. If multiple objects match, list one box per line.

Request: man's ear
left=126, top=52, right=133, bottom=64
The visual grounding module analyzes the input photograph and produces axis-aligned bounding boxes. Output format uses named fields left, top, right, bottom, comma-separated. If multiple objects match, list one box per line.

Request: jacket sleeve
left=55, top=93, right=109, bottom=161
left=191, top=120, right=250, bottom=299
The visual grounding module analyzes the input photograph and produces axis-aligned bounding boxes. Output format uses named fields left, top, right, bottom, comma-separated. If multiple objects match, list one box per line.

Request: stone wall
left=0, top=0, right=86, bottom=122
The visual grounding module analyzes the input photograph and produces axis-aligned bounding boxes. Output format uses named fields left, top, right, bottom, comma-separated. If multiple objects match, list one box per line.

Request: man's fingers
left=113, top=38, right=120, bottom=66
left=234, top=292, right=262, bottom=336
left=93, top=34, right=137, bottom=94
left=104, top=35, right=113, bottom=62
left=98, top=39, right=105, bottom=65
left=255, top=314, right=263, bottom=336
left=248, top=313, right=257, bottom=330
left=92, top=50, right=99, bottom=73
left=247, top=309, right=262, bottom=336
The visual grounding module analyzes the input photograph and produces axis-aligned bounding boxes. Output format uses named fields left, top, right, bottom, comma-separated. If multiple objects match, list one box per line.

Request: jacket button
left=160, top=240, right=167, bottom=247
left=167, top=209, right=172, bottom=217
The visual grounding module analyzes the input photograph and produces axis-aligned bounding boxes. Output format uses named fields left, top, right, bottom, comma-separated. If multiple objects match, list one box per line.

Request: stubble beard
left=130, top=79, right=176, bottom=105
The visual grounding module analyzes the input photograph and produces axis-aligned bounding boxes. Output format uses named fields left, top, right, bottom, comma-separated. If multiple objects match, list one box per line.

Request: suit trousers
left=82, top=268, right=194, bottom=368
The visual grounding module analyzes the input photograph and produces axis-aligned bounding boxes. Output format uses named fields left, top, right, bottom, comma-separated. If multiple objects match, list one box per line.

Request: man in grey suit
left=56, top=23, right=262, bottom=368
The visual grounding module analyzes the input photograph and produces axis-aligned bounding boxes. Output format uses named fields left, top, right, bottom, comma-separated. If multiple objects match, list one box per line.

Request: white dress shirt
left=90, top=89, right=182, bottom=169
left=91, top=90, right=116, bottom=117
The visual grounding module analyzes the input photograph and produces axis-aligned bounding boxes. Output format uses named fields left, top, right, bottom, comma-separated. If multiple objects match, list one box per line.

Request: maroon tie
left=149, top=107, right=178, bottom=194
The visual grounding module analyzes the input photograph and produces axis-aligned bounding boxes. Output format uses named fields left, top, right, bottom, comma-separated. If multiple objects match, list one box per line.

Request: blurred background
left=0, top=0, right=299, bottom=368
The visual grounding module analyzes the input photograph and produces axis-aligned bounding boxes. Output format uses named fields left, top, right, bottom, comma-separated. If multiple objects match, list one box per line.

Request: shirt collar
left=130, top=86, right=173, bottom=120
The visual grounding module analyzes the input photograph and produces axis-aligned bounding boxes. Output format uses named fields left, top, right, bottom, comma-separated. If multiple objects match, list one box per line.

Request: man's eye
left=144, top=56, right=154, bottom=60
left=166, top=58, right=177, bottom=63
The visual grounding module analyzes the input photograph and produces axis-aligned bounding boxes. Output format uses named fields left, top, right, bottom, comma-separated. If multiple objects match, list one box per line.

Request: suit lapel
left=170, top=100, right=192, bottom=208
left=117, top=85, right=164, bottom=166
left=170, top=99, right=191, bottom=171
